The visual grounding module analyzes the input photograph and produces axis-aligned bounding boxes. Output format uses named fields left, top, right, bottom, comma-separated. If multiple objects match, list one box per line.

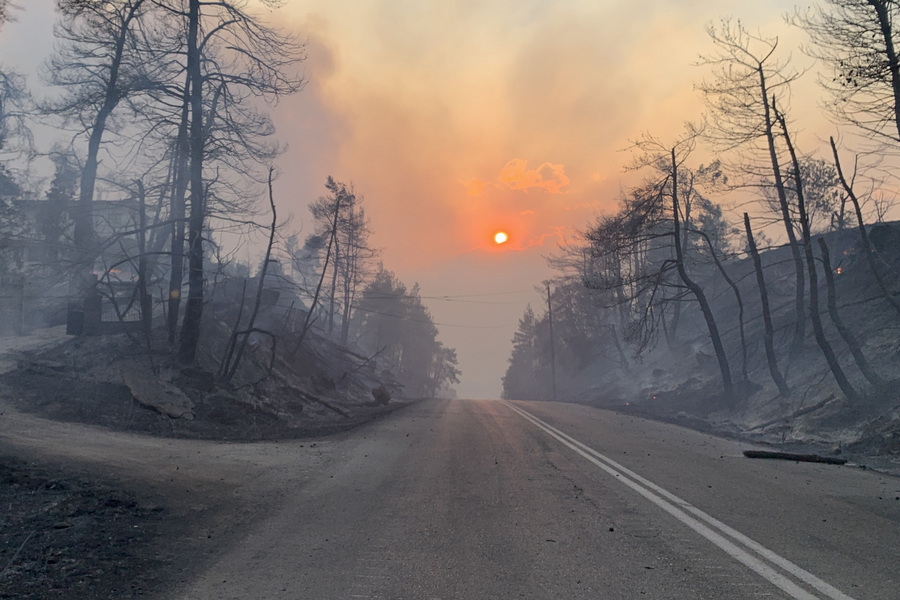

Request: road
left=167, top=398, right=897, bottom=600
left=2, top=396, right=897, bottom=598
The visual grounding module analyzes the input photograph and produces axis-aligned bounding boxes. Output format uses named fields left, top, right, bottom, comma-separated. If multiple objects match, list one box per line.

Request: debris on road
left=742, top=450, right=847, bottom=465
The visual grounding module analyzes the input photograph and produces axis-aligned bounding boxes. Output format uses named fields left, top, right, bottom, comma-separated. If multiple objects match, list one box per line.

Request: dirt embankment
left=570, top=225, right=900, bottom=460
left=0, top=326, right=408, bottom=442
left=0, top=326, right=399, bottom=599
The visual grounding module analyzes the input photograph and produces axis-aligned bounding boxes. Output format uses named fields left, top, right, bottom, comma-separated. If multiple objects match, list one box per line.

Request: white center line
left=503, top=401, right=856, bottom=600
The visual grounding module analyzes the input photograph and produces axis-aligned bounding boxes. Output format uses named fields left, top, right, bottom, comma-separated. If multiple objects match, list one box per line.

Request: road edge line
left=502, top=401, right=856, bottom=600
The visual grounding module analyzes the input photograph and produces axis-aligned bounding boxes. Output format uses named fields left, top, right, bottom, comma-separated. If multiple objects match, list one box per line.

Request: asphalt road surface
left=172, top=399, right=899, bottom=600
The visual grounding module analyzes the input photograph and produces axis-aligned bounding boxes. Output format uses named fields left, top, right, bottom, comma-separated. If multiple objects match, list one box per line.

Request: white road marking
left=503, top=401, right=856, bottom=600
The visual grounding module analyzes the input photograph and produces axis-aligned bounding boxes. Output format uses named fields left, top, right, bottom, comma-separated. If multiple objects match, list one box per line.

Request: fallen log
left=742, top=450, right=846, bottom=465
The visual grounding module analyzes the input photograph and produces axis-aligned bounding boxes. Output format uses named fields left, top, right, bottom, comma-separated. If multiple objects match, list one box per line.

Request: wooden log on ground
left=742, top=450, right=846, bottom=465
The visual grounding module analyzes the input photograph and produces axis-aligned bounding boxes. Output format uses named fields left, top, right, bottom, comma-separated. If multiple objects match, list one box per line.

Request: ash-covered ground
left=0, top=324, right=409, bottom=599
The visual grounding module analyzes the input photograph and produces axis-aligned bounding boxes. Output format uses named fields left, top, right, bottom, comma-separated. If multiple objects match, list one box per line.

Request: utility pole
left=547, top=284, right=557, bottom=401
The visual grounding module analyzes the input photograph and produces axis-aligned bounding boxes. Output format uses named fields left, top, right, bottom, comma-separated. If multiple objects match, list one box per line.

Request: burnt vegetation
left=0, top=0, right=460, bottom=441
left=503, top=14, right=900, bottom=454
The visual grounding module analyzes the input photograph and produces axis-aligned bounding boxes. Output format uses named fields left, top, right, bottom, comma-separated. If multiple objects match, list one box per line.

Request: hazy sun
left=494, top=231, right=509, bottom=245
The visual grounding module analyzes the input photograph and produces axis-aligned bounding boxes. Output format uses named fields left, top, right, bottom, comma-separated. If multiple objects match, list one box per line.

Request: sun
left=494, top=231, right=509, bottom=245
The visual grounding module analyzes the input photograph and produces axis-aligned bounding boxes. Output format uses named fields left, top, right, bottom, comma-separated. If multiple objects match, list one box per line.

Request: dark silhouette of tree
left=774, top=100, right=860, bottom=402
left=774, top=157, right=845, bottom=235
left=622, top=131, right=734, bottom=398
left=44, top=0, right=304, bottom=360
left=175, top=0, right=304, bottom=364
left=429, top=343, right=460, bottom=398
left=501, top=277, right=633, bottom=401
left=698, top=19, right=808, bottom=353
left=668, top=160, right=729, bottom=344
left=337, top=195, right=374, bottom=346
left=691, top=225, right=749, bottom=382
left=502, top=305, right=540, bottom=400
left=0, top=165, right=25, bottom=273
left=0, top=70, right=30, bottom=157
left=581, top=179, right=677, bottom=355
left=218, top=167, right=278, bottom=382
left=352, top=266, right=457, bottom=397
left=667, top=144, right=733, bottom=399
left=41, top=152, right=80, bottom=262
left=818, top=237, right=884, bottom=387
left=308, top=177, right=354, bottom=336
left=288, top=176, right=347, bottom=359
left=793, top=0, right=900, bottom=145
left=830, top=136, right=900, bottom=314
left=46, top=0, right=152, bottom=276
left=177, top=0, right=208, bottom=363
left=0, top=15, right=30, bottom=276
left=306, top=177, right=376, bottom=345
left=164, top=72, right=191, bottom=344
left=744, top=212, right=790, bottom=397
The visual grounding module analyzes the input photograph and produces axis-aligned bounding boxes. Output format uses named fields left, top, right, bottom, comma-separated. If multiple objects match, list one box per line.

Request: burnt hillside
left=504, top=222, right=900, bottom=455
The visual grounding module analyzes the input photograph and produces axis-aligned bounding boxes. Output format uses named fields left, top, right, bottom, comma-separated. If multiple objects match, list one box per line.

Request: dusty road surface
left=3, top=398, right=899, bottom=599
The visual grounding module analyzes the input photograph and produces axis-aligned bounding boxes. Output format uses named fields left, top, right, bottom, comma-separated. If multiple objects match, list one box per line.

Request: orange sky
left=0, top=0, right=833, bottom=397
left=269, top=1, right=817, bottom=396
left=274, top=1, right=727, bottom=266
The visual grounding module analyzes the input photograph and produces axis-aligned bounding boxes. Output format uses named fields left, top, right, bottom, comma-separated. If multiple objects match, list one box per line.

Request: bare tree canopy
left=697, top=19, right=802, bottom=154
left=183, top=0, right=304, bottom=341
left=45, top=0, right=155, bottom=264
left=0, top=70, right=31, bottom=155
left=698, top=18, right=809, bottom=352
left=792, top=0, right=900, bottom=145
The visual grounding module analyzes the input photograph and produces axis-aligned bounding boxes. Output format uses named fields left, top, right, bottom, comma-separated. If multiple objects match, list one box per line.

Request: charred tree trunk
left=671, top=149, right=733, bottom=399
left=776, top=103, right=859, bottom=402
left=761, top=85, right=806, bottom=352
left=744, top=212, right=790, bottom=397
left=136, top=180, right=152, bottom=350
left=818, top=237, right=884, bottom=387
left=73, top=3, right=143, bottom=281
left=218, top=279, right=247, bottom=379
left=339, top=208, right=355, bottom=346
left=830, top=137, right=900, bottom=315
left=608, top=323, right=630, bottom=374
left=339, top=247, right=355, bottom=346
left=659, top=292, right=672, bottom=350
left=74, top=119, right=103, bottom=270
left=168, top=77, right=191, bottom=344
left=614, top=274, right=629, bottom=333
left=288, top=190, right=342, bottom=359
left=694, top=227, right=749, bottom=382
left=669, top=173, right=693, bottom=345
left=327, top=236, right=339, bottom=338
left=178, top=0, right=205, bottom=364
left=222, top=168, right=278, bottom=382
